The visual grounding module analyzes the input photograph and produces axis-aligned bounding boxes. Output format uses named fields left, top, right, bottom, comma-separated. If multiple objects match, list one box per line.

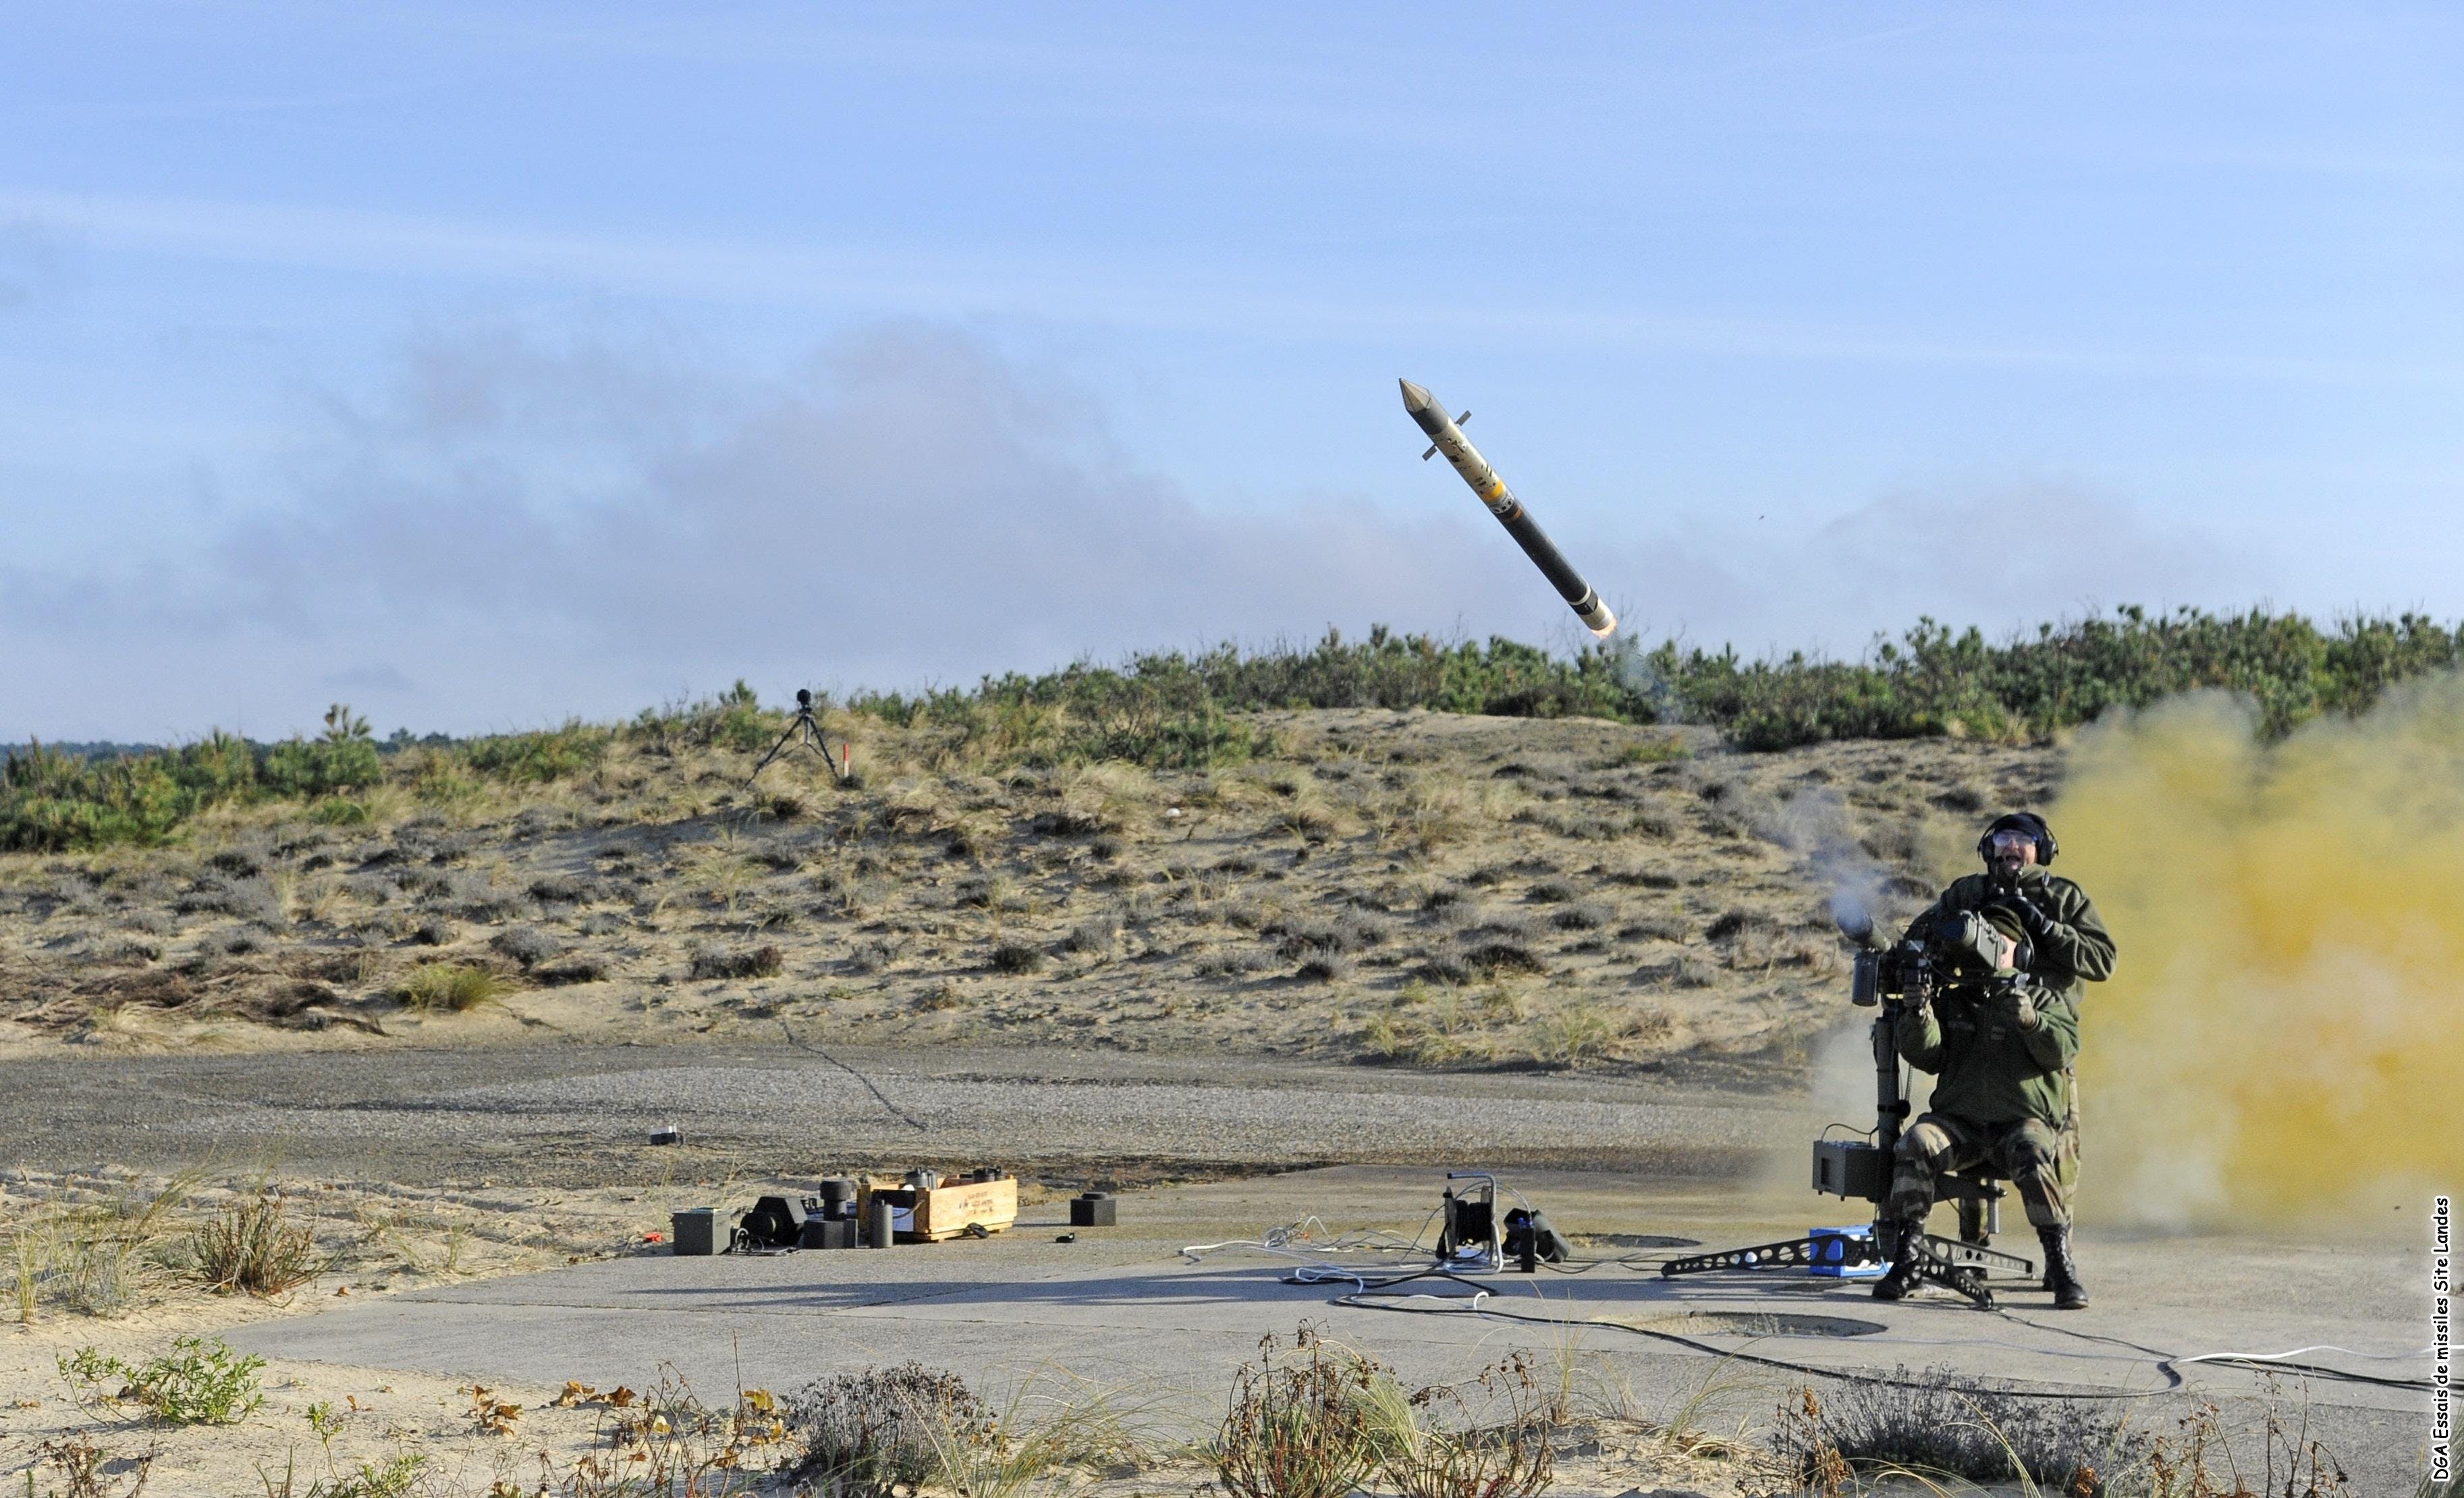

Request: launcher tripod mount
left=1656, top=899, right=2035, bottom=1308
left=746, top=689, right=851, bottom=789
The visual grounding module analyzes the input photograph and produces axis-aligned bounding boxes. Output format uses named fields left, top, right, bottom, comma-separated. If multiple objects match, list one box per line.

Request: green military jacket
left=1890, top=866, right=2116, bottom=1129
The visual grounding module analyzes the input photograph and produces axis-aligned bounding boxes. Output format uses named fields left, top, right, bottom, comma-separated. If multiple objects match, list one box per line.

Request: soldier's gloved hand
left=1992, top=984, right=2039, bottom=1030
left=1986, top=895, right=2056, bottom=949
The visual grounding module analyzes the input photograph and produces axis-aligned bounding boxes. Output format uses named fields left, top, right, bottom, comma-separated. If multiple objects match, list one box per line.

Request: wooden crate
left=861, top=1177, right=1018, bottom=1242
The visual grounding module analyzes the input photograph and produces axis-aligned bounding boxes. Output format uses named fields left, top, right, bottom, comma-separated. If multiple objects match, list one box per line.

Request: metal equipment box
left=672, top=1207, right=717, bottom=1256
left=1812, top=1139, right=1888, bottom=1202
left=800, top=1216, right=858, bottom=1250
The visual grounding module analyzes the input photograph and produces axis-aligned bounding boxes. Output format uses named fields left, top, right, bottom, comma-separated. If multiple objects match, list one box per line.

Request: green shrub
left=0, top=744, right=188, bottom=850
left=462, top=721, right=609, bottom=782
left=261, top=705, right=381, bottom=799
left=398, top=964, right=508, bottom=1013
left=256, top=1449, right=429, bottom=1497
left=0, top=712, right=373, bottom=851
left=310, top=797, right=371, bottom=826
left=633, top=678, right=778, bottom=754
left=59, top=1335, right=265, bottom=1424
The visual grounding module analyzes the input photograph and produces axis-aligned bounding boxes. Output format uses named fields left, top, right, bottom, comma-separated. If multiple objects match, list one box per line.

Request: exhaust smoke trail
left=2055, top=676, right=2464, bottom=1231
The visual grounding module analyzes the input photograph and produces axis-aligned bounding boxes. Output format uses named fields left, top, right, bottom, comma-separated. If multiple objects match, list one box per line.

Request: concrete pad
left=230, top=1167, right=2440, bottom=1491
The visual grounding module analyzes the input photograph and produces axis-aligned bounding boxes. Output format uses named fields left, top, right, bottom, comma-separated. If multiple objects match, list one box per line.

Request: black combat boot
left=2037, top=1225, right=2088, bottom=1310
left=1871, top=1218, right=1928, bottom=1302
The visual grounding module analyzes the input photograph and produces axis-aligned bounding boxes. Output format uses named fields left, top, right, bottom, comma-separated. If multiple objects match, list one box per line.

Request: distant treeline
left=0, top=699, right=748, bottom=854
left=1660, top=606, right=2463, bottom=749
left=849, top=608, right=2464, bottom=751
left=7, top=608, right=2459, bottom=851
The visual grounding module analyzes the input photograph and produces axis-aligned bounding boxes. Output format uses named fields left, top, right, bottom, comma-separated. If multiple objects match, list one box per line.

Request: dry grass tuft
left=190, top=1192, right=321, bottom=1298
left=1214, top=1327, right=1381, bottom=1498
left=1774, top=1367, right=2154, bottom=1496
left=398, top=963, right=508, bottom=1013
left=688, top=943, right=784, bottom=981
left=988, top=941, right=1047, bottom=975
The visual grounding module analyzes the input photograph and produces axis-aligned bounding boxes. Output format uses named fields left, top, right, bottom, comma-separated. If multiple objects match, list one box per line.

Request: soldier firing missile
left=1398, top=379, right=1616, bottom=638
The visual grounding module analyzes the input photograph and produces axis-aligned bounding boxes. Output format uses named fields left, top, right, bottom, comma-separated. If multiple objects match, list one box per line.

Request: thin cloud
left=0, top=322, right=2279, bottom=741
left=6, top=187, right=2455, bottom=390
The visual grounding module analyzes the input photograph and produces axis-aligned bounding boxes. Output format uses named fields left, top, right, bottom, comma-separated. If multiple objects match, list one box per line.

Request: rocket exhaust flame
left=1398, top=378, right=1616, bottom=638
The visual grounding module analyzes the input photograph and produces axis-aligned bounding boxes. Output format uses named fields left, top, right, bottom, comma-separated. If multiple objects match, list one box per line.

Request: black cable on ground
left=1230, top=1202, right=2432, bottom=1400
left=1338, top=1283, right=2432, bottom=1397
left=1531, top=1252, right=1692, bottom=1275
left=1992, top=1308, right=2436, bottom=1393
left=775, top=1019, right=930, bottom=1132
left=1332, top=1287, right=2187, bottom=1401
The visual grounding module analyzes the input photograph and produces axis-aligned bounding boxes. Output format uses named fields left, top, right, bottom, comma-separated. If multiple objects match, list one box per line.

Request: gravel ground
left=0, top=1040, right=1802, bottom=1189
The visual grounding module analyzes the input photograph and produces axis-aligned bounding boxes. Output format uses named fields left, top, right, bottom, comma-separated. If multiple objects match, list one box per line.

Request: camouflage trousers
left=1886, top=1113, right=2072, bottom=1230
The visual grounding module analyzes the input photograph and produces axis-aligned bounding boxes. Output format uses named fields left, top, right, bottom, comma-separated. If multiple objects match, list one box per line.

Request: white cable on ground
left=2174, top=1343, right=2435, bottom=1365
left=1180, top=1216, right=1432, bottom=1261
left=1192, top=1208, right=2440, bottom=1399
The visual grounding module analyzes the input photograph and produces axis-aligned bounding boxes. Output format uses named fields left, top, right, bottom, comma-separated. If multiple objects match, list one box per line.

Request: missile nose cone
left=1398, top=378, right=1433, bottom=412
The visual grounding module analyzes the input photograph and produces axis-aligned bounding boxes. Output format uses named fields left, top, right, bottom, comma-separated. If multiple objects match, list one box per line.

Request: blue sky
left=3, top=3, right=2458, bottom=740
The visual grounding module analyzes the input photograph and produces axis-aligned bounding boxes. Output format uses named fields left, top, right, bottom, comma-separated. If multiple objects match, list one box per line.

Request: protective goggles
left=1987, top=828, right=2039, bottom=855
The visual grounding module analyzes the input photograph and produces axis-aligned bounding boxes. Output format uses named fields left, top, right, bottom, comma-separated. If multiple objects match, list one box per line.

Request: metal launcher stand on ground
left=746, top=689, right=852, bottom=791
left=1658, top=908, right=2035, bottom=1308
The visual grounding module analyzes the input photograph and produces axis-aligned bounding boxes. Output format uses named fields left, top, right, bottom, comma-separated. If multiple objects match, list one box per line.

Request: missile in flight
left=1397, top=379, right=1616, bottom=638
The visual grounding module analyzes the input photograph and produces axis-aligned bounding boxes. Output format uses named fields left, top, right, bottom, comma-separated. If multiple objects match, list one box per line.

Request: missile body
left=1398, top=379, right=1616, bottom=638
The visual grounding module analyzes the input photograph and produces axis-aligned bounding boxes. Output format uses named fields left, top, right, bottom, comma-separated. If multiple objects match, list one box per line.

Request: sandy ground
left=0, top=711, right=2059, bottom=1073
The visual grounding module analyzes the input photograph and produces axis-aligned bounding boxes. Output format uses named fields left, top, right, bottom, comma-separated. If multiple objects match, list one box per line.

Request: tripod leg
left=1909, top=1237, right=1995, bottom=1308
left=794, top=715, right=848, bottom=781
left=746, top=720, right=806, bottom=784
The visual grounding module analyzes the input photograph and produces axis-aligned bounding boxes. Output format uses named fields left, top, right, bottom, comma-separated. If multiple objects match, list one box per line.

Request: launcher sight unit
left=1840, top=898, right=2011, bottom=1010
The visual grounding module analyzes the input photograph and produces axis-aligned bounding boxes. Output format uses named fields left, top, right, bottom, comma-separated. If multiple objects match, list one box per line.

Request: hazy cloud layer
left=1, top=323, right=2274, bottom=741
left=0, top=219, right=76, bottom=311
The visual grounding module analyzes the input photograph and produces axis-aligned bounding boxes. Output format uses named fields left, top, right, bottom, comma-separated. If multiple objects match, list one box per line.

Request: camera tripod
left=746, top=689, right=850, bottom=788
left=1659, top=981, right=2035, bottom=1308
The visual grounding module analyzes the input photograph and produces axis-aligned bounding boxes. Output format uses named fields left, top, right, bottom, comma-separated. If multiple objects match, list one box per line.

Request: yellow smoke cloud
left=2055, top=676, right=2464, bottom=1231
